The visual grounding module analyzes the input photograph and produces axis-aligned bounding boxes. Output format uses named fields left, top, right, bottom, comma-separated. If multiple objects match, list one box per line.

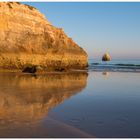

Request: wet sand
left=0, top=117, right=93, bottom=138
left=0, top=71, right=90, bottom=137
left=0, top=71, right=140, bottom=137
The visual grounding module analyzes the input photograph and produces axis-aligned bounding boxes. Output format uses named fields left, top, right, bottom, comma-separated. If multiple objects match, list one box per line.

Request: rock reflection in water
left=0, top=72, right=87, bottom=131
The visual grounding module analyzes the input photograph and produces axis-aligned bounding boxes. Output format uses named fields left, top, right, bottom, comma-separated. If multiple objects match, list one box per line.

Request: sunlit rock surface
left=0, top=2, right=88, bottom=70
left=102, top=53, right=111, bottom=61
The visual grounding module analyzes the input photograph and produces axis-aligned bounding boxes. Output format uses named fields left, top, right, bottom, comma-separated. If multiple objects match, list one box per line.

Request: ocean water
left=49, top=71, right=140, bottom=138
left=0, top=60, right=139, bottom=138
left=88, top=59, right=140, bottom=72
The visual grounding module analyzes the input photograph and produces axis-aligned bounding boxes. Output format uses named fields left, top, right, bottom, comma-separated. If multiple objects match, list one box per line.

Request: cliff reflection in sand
left=0, top=72, right=88, bottom=130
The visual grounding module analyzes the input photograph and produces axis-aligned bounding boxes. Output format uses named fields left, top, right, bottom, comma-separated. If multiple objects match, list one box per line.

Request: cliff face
left=0, top=2, right=88, bottom=70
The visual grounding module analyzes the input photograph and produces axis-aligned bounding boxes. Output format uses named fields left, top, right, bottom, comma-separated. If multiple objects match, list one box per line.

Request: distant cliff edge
left=0, top=2, right=88, bottom=71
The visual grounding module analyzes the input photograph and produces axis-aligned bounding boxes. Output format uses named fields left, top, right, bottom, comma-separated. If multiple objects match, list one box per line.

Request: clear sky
left=23, top=2, right=140, bottom=60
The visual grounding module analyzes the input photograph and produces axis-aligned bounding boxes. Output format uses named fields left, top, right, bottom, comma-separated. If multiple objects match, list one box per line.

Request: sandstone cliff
left=0, top=2, right=88, bottom=71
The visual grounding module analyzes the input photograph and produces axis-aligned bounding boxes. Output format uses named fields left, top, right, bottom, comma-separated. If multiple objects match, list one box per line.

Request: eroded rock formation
left=0, top=2, right=88, bottom=71
left=102, top=53, right=111, bottom=61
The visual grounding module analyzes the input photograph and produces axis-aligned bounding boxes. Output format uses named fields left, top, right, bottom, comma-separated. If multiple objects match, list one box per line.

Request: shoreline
left=88, top=69, right=140, bottom=73
left=0, top=68, right=139, bottom=74
left=0, top=68, right=88, bottom=75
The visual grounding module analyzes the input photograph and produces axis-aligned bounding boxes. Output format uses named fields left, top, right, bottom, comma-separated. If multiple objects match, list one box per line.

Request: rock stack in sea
left=0, top=2, right=88, bottom=71
left=102, top=53, right=111, bottom=61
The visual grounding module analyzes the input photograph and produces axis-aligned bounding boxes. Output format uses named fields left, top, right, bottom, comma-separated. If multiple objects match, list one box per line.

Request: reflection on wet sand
left=0, top=72, right=88, bottom=137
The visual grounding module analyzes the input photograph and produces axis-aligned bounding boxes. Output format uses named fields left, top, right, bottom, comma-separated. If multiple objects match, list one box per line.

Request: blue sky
left=23, top=2, right=140, bottom=60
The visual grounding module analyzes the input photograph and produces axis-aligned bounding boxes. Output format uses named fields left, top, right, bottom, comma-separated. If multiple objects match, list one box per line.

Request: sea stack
left=102, top=53, right=111, bottom=61
left=0, top=2, right=88, bottom=71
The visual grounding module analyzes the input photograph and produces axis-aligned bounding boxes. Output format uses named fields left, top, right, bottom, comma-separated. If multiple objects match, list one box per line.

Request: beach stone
left=22, top=65, right=37, bottom=73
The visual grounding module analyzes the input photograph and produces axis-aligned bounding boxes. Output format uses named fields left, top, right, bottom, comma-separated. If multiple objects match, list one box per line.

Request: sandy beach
left=0, top=70, right=139, bottom=137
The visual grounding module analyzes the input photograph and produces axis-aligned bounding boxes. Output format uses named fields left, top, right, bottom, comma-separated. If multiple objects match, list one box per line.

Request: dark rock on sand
left=22, top=66, right=37, bottom=73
